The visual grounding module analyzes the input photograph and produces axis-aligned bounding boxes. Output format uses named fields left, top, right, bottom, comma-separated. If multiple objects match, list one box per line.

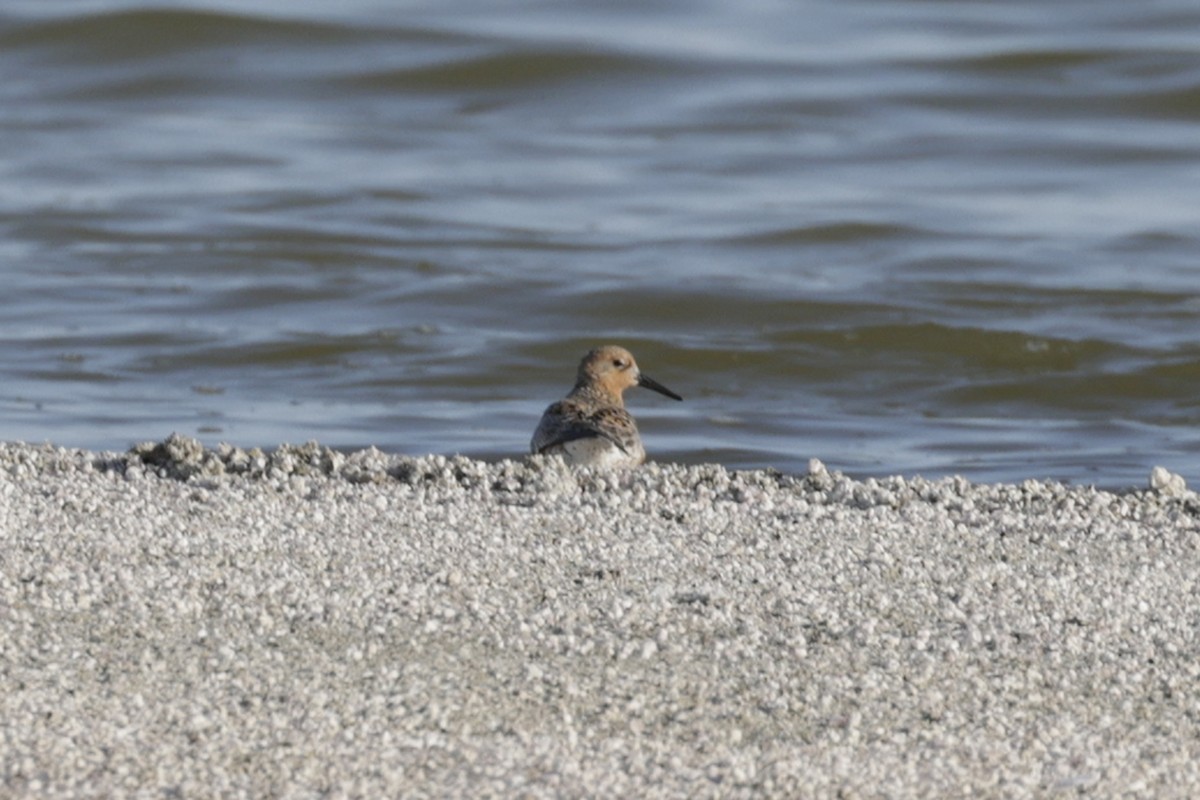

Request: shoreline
left=3, top=436, right=1198, bottom=796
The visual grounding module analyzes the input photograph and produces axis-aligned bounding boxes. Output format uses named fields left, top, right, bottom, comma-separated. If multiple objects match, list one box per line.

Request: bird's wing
left=531, top=402, right=638, bottom=456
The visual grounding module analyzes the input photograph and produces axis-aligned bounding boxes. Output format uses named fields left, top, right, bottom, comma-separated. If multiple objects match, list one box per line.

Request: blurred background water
left=2, top=0, right=1199, bottom=486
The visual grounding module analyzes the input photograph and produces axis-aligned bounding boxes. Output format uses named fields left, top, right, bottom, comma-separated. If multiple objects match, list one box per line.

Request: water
left=2, top=0, right=1199, bottom=486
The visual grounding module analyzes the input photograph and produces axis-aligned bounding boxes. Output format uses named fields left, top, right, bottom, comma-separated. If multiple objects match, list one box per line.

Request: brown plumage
left=531, top=345, right=682, bottom=467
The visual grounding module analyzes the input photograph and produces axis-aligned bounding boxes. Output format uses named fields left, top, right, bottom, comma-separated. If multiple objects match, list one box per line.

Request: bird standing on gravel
left=531, top=345, right=682, bottom=468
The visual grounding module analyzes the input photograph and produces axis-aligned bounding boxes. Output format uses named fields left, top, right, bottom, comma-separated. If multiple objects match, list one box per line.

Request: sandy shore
left=2, top=435, right=1198, bottom=797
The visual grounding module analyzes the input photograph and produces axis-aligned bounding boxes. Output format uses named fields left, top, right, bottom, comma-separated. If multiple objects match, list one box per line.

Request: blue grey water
left=2, top=0, right=1199, bottom=486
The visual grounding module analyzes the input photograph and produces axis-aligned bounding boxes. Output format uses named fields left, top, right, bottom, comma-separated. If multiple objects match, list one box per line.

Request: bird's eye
left=613, top=358, right=627, bottom=368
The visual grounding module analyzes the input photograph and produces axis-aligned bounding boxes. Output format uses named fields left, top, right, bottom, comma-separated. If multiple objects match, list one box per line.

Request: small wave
left=728, top=222, right=936, bottom=247
left=0, top=8, right=371, bottom=60
left=821, top=322, right=1121, bottom=371
left=344, top=48, right=689, bottom=93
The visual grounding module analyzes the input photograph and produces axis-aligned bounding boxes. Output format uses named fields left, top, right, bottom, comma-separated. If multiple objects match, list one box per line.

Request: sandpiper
left=531, top=345, right=682, bottom=468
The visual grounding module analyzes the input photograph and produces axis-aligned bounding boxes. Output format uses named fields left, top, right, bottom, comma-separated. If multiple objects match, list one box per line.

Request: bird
left=531, top=345, right=682, bottom=467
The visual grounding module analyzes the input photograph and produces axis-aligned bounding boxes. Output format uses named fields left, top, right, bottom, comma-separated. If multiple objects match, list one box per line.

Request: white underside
left=545, top=437, right=643, bottom=468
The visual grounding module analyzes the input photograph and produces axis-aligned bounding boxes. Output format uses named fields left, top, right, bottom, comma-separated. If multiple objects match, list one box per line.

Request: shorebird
left=531, top=345, right=682, bottom=468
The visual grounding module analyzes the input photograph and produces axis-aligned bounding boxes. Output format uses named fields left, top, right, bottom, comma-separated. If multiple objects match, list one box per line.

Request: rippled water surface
left=3, top=0, right=1200, bottom=485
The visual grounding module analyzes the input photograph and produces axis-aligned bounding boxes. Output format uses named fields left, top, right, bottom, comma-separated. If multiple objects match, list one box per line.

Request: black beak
left=638, top=373, right=683, bottom=401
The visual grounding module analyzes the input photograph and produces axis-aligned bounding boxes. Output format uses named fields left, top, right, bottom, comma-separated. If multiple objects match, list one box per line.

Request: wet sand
left=2, top=435, right=1198, bottom=797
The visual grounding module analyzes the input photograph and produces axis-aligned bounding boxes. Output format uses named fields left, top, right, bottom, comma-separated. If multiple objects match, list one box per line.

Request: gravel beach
left=2, top=435, right=1198, bottom=797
